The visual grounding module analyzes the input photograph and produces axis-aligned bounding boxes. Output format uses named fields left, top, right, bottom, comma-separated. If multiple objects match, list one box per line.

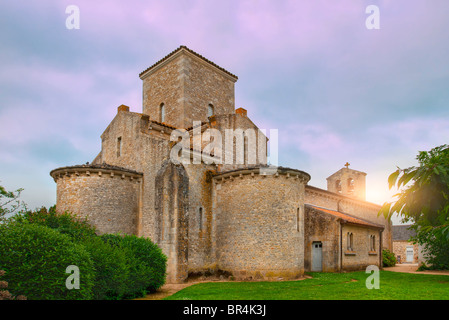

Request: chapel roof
left=306, top=204, right=384, bottom=229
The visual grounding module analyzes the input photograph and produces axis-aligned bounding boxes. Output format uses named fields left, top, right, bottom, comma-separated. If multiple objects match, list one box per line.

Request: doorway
left=312, top=241, right=323, bottom=272
left=406, top=246, right=414, bottom=263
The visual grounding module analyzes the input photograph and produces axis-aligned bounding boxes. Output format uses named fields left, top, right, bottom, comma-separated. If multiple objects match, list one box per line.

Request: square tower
left=139, top=46, right=238, bottom=129
left=326, top=165, right=367, bottom=201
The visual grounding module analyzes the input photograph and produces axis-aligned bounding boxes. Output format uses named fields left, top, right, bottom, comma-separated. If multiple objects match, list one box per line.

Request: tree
left=0, top=183, right=27, bottom=222
left=380, top=144, right=449, bottom=269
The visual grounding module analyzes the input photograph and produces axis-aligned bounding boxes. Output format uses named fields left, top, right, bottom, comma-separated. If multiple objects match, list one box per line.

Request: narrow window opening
left=336, top=180, right=342, bottom=193
left=208, top=104, right=214, bottom=118
left=348, top=178, right=355, bottom=194
left=199, top=207, right=203, bottom=231
left=347, top=232, right=353, bottom=251
left=160, top=103, right=165, bottom=123
left=117, top=137, right=122, bottom=157
left=296, top=208, right=300, bottom=232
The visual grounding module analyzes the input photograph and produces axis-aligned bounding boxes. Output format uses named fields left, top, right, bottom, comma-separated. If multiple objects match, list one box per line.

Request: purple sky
left=1, top=1, right=449, bottom=224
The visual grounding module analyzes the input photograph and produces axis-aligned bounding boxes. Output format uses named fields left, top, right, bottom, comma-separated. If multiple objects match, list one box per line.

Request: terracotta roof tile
left=306, top=204, right=384, bottom=229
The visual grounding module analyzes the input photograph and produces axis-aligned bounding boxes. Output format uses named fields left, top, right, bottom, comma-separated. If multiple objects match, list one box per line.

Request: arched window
left=160, top=103, right=165, bottom=123
left=336, top=180, right=342, bottom=193
left=347, top=232, right=353, bottom=251
left=371, top=235, right=376, bottom=251
left=208, top=104, right=214, bottom=118
left=348, top=178, right=355, bottom=194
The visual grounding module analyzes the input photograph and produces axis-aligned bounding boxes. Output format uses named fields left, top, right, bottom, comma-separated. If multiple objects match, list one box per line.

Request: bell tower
left=139, top=46, right=238, bottom=129
left=326, top=163, right=366, bottom=201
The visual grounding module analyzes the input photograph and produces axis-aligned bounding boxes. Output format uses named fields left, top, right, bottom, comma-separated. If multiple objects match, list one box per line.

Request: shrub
left=102, top=234, right=167, bottom=297
left=0, top=222, right=95, bottom=300
left=382, top=248, right=397, bottom=267
left=0, top=270, right=26, bottom=300
left=11, top=206, right=97, bottom=241
left=80, top=236, right=130, bottom=300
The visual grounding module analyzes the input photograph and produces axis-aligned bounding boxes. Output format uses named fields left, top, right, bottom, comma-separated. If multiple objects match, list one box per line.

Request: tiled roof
left=139, top=45, right=238, bottom=80
left=392, top=225, right=416, bottom=241
left=306, top=204, right=384, bottom=229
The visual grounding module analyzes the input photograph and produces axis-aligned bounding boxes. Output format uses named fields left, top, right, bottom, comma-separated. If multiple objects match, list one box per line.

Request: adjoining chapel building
left=50, top=46, right=392, bottom=283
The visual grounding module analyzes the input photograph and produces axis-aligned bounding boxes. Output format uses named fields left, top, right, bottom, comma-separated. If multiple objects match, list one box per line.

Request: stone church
left=50, top=46, right=392, bottom=283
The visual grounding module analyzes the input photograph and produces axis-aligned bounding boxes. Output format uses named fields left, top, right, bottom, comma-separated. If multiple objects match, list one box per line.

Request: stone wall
left=50, top=165, right=142, bottom=235
left=393, top=241, right=420, bottom=264
left=305, top=185, right=392, bottom=251
left=141, top=48, right=237, bottom=129
left=212, top=167, right=310, bottom=280
left=341, top=224, right=382, bottom=271
left=184, top=162, right=216, bottom=273
left=304, top=207, right=341, bottom=272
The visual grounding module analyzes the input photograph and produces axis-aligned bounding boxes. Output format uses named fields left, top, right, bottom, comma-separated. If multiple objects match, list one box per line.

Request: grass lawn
left=164, top=271, right=449, bottom=300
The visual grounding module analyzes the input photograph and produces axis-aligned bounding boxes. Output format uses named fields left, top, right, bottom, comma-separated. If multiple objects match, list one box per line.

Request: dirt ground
left=383, top=263, right=449, bottom=276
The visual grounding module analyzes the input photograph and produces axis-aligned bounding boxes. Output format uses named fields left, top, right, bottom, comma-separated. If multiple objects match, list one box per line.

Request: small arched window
left=347, top=232, right=353, bottom=251
left=160, top=103, right=165, bottom=123
left=336, top=180, right=342, bottom=193
left=371, top=235, right=376, bottom=251
left=207, top=104, right=214, bottom=118
left=348, top=178, right=355, bottom=194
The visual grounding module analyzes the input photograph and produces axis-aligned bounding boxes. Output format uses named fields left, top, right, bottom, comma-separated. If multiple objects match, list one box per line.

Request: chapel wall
left=212, top=168, right=310, bottom=280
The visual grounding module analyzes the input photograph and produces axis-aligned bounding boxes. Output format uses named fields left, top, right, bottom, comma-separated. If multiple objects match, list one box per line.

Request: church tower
left=139, top=46, right=238, bottom=129
left=326, top=163, right=366, bottom=201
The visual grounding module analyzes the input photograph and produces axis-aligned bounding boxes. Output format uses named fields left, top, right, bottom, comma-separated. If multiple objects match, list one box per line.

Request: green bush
left=102, top=234, right=167, bottom=297
left=80, top=236, right=130, bottom=300
left=12, top=206, right=97, bottom=241
left=382, top=248, right=397, bottom=267
left=0, top=222, right=95, bottom=300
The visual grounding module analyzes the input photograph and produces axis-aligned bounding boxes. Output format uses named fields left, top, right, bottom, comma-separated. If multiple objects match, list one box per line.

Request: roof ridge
left=139, top=45, right=238, bottom=79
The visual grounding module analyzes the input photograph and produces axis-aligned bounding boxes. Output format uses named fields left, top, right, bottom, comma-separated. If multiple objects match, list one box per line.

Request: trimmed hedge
left=80, top=236, right=130, bottom=300
left=0, top=222, right=95, bottom=300
left=101, top=234, right=167, bottom=297
left=4, top=207, right=167, bottom=300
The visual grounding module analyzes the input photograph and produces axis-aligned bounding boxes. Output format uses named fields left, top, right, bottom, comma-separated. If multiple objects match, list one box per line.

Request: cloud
left=1, top=0, right=449, bottom=218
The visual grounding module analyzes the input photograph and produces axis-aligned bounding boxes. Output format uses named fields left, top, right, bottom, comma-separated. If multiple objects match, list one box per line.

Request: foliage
left=409, top=224, right=449, bottom=270
left=11, top=206, right=97, bottom=241
left=101, top=234, right=167, bottom=297
left=0, top=270, right=26, bottom=300
left=0, top=222, right=95, bottom=300
left=0, top=183, right=27, bottom=222
left=80, top=236, right=131, bottom=300
left=382, top=249, right=397, bottom=267
left=1, top=201, right=167, bottom=300
left=380, top=144, right=449, bottom=269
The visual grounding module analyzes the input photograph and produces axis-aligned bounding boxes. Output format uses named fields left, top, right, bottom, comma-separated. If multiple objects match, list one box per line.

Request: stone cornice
left=213, top=166, right=311, bottom=184
left=50, top=164, right=143, bottom=182
left=305, top=185, right=381, bottom=210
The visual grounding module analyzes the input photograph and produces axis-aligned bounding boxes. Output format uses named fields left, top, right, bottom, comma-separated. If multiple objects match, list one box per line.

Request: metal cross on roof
left=344, top=162, right=350, bottom=168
